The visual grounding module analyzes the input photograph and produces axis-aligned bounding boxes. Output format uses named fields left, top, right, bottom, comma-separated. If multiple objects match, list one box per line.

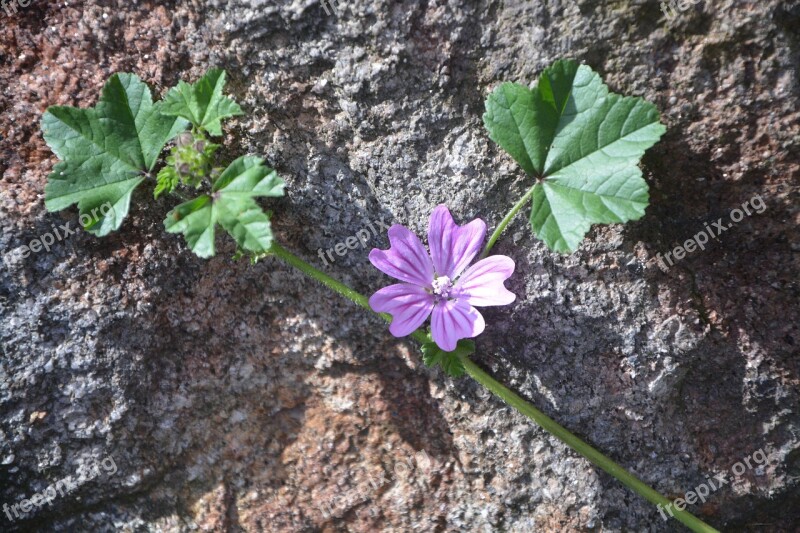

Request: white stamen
left=432, top=276, right=453, bottom=298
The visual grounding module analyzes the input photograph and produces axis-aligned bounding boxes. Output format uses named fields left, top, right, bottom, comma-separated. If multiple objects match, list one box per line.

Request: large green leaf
left=164, top=156, right=285, bottom=258
left=483, top=60, right=666, bottom=252
left=42, top=73, right=189, bottom=235
left=161, top=69, right=243, bottom=136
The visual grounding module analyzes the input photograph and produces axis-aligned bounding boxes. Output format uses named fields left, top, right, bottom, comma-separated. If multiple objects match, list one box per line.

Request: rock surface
left=1, top=0, right=798, bottom=531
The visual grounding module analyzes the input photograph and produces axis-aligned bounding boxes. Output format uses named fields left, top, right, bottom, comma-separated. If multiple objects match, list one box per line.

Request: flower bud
left=176, top=132, right=193, bottom=146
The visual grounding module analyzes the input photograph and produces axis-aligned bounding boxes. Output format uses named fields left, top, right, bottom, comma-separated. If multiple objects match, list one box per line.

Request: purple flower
left=368, top=205, right=516, bottom=351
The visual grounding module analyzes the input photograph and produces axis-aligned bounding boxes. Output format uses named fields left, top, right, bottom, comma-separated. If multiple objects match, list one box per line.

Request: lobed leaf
left=161, top=69, right=243, bottom=136
left=483, top=59, right=666, bottom=252
left=42, top=73, right=189, bottom=235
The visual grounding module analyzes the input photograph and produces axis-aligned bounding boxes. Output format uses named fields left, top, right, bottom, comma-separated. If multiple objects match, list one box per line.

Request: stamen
left=432, top=275, right=453, bottom=299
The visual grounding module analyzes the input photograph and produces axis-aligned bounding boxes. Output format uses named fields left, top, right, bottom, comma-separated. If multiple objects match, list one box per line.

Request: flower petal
left=369, top=283, right=435, bottom=337
left=369, top=225, right=435, bottom=287
left=428, top=204, right=487, bottom=279
left=430, top=299, right=485, bottom=352
left=455, top=255, right=516, bottom=307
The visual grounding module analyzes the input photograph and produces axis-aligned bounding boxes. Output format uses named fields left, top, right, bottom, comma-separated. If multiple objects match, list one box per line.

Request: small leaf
left=421, top=339, right=475, bottom=378
left=164, top=156, right=285, bottom=258
left=161, top=69, right=243, bottom=136
left=483, top=59, right=666, bottom=252
left=154, top=166, right=179, bottom=199
left=42, top=73, right=189, bottom=235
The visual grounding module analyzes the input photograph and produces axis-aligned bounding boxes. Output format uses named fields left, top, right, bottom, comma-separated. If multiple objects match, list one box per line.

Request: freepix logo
left=1, top=0, right=33, bottom=17
left=317, top=216, right=391, bottom=267
left=3, top=455, right=117, bottom=522
left=660, top=0, right=704, bottom=21
left=319, top=0, right=341, bottom=15
left=657, top=448, right=767, bottom=522
left=20, top=202, right=115, bottom=258
left=654, top=194, right=766, bottom=270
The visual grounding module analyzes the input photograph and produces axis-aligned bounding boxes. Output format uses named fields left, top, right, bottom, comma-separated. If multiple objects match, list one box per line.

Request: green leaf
left=161, top=69, right=243, bottom=136
left=421, top=339, right=475, bottom=378
left=164, top=156, right=285, bottom=258
left=42, top=73, right=189, bottom=235
left=483, top=59, right=666, bottom=252
left=154, top=166, right=179, bottom=199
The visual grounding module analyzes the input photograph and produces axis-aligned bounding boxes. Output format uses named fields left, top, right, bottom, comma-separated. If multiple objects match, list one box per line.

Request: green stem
left=268, top=242, right=719, bottom=533
left=268, top=242, right=429, bottom=344
left=270, top=242, right=371, bottom=310
left=480, top=185, right=536, bottom=259
left=456, top=355, right=719, bottom=533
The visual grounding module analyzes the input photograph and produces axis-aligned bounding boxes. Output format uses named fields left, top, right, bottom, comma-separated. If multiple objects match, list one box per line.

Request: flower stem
left=268, top=242, right=718, bottom=532
left=268, top=242, right=428, bottom=344
left=456, top=355, right=719, bottom=533
left=480, top=185, right=536, bottom=259
left=269, top=242, right=371, bottom=310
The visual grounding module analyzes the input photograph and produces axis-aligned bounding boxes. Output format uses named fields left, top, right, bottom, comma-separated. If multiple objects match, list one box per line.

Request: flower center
left=431, top=275, right=454, bottom=299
